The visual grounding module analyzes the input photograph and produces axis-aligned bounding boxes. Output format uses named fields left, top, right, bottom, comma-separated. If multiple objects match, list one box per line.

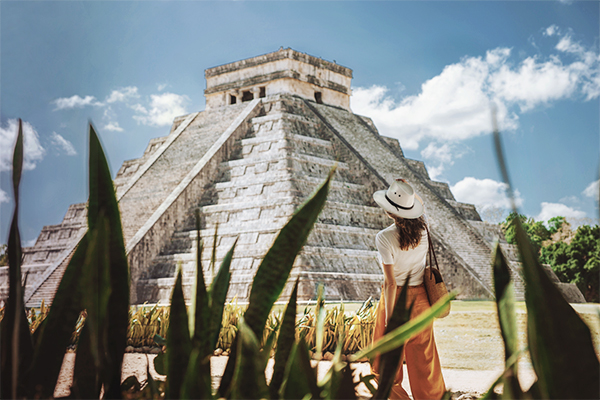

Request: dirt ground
left=55, top=353, right=536, bottom=398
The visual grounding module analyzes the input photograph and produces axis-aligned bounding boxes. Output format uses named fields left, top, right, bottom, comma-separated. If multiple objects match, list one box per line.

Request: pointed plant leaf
left=374, top=277, right=412, bottom=400
left=350, top=292, right=456, bottom=361
left=493, top=127, right=600, bottom=399
left=315, top=283, right=326, bottom=359
left=166, top=269, right=192, bottom=399
left=26, top=234, right=88, bottom=398
left=492, top=243, right=519, bottom=363
left=208, top=239, right=235, bottom=350
left=230, top=319, right=269, bottom=400
left=270, top=279, right=299, bottom=398
left=153, top=351, right=167, bottom=376
left=71, top=321, right=102, bottom=399
left=280, top=338, right=320, bottom=400
left=333, top=365, right=357, bottom=400
left=88, top=123, right=131, bottom=398
left=259, top=324, right=278, bottom=372
left=180, top=347, right=212, bottom=400
left=190, top=210, right=211, bottom=360
left=0, top=118, right=33, bottom=399
left=219, top=168, right=334, bottom=396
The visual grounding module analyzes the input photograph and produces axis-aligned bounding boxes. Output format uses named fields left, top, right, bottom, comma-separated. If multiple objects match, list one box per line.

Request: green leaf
left=280, top=338, right=320, bottom=400
left=230, top=319, right=269, bottom=400
left=208, top=239, right=235, bottom=350
left=153, top=351, right=167, bottom=376
left=218, top=168, right=334, bottom=396
left=26, top=234, right=88, bottom=398
left=315, top=283, right=326, bottom=359
left=190, top=210, right=210, bottom=359
left=374, top=278, right=413, bottom=400
left=166, top=268, right=192, bottom=399
left=71, top=321, right=102, bottom=399
left=0, top=119, right=33, bottom=400
left=88, top=123, right=131, bottom=398
left=180, top=347, right=212, bottom=400
left=358, top=373, right=377, bottom=396
left=491, top=244, right=523, bottom=399
left=350, top=292, right=456, bottom=361
left=270, top=279, right=299, bottom=399
left=332, top=365, right=357, bottom=400
left=493, top=126, right=600, bottom=399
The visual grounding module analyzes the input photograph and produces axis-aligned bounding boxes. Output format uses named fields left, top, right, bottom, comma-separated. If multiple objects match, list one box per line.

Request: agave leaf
left=71, top=321, right=102, bottom=399
left=190, top=210, right=210, bottom=359
left=493, top=126, right=600, bottom=399
left=491, top=243, right=522, bottom=399
left=350, top=292, right=455, bottom=361
left=166, top=269, right=192, bottom=399
left=80, top=215, right=111, bottom=376
left=332, top=365, right=357, bottom=400
left=145, top=355, right=160, bottom=399
left=319, top=329, right=347, bottom=400
left=358, top=373, right=377, bottom=396
left=230, top=319, right=269, bottom=400
left=481, top=349, right=527, bottom=400
left=219, top=168, right=334, bottom=396
left=374, top=277, right=413, bottom=400
left=26, top=234, right=88, bottom=397
left=208, top=239, right=235, bottom=350
left=259, top=323, right=278, bottom=372
left=280, top=338, right=321, bottom=400
left=88, top=123, right=131, bottom=398
left=153, top=351, right=167, bottom=376
left=0, top=119, right=33, bottom=399
left=180, top=347, right=212, bottom=400
left=270, top=279, right=299, bottom=399
left=315, top=283, right=326, bottom=359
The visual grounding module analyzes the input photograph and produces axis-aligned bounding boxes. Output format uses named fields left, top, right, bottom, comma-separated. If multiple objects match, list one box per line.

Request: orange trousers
left=371, top=284, right=446, bottom=400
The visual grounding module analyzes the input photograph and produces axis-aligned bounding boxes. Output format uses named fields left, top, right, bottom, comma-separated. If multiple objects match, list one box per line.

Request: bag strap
left=425, top=225, right=440, bottom=272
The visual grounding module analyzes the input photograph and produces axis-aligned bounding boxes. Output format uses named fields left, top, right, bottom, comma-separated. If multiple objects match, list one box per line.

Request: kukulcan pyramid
left=2, top=48, right=585, bottom=307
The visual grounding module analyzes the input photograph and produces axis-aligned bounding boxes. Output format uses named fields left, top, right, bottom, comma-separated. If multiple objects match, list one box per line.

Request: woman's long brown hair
left=388, top=213, right=427, bottom=250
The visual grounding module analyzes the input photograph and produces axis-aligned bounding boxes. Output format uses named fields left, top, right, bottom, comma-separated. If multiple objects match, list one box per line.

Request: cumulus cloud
left=583, top=179, right=599, bottom=201
left=0, top=119, right=45, bottom=171
left=157, top=83, right=168, bottom=91
left=420, top=142, right=464, bottom=180
left=106, top=86, right=139, bottom=103
left=536, top=202, right=586, bottom=222
left=450, top=177, right=524, bottom=211
left=103, top=122, right=124, bottom=132
left=0, top=188, right=8, bottom=204
left=133, top=93, right=189, bottom=127
left=50, top=132, right=77, bottom=156
left=52, top=95, right=103, bottom=110
left=351, top=29, right=599, bottom=157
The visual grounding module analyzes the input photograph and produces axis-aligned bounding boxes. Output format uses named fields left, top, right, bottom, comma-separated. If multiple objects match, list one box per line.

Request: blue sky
left=1, top=1, right=598, bottom=245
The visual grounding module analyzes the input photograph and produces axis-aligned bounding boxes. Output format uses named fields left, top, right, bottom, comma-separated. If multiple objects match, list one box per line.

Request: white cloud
left=50, top=132, right=77, bottom=156
left=0, top=119, right=45, bottom=171
left=583, top=179, right=599, bottom=201
left=52, top=95, right=103, bottom=110
left=451, top=177, right=524, bottom=211
left=133, top=93, right=189, bottom=127
left=536, top=202, right=586, bottom=222
left=544, top=25, right=559, bottom=37
left=103, top=122, right=124, bottom=132
left=351, top=30, right=599, bottom=150
left=420, top=142, right=462, bottom=180
left=106, top=86, right=139, bottom=103
left=0, top=188, right=8, bottom=204
left=157, top=83, right=168, bottom=91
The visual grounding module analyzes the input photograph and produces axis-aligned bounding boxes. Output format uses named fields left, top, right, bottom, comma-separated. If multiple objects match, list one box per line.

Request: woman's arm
left=382, top=263, right=396, bottom=327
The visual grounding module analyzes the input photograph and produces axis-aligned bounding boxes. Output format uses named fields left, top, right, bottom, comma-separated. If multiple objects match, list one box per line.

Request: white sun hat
left=373, top=179, right=424, bottom=219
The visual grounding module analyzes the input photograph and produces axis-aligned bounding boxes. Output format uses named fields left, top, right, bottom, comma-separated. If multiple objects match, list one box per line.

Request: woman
left=371, top=179, right=445, bottom=400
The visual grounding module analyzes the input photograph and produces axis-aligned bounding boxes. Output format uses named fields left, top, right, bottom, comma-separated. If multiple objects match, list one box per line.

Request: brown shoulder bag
left=423, top=226, right=451, bottom=318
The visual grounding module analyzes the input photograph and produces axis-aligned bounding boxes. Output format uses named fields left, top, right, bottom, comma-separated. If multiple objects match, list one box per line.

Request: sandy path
left=55, top=353, right=535, bottom=398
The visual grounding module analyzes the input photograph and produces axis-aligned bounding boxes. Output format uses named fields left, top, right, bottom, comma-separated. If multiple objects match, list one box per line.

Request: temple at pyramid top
left=204, top=47, right=353, bottom=110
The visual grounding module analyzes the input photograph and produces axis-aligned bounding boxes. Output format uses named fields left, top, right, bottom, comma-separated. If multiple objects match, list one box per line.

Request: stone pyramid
left=5, top=48, right=585, bottom=307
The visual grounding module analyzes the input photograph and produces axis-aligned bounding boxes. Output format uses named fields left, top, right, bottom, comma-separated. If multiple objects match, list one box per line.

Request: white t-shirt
left=375, top=223, right=428, bottom=286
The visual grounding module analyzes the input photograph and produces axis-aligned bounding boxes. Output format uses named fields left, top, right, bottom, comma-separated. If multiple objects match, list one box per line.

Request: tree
left=541, top=225, right=600, bottom=302
left=0, top=244, right=7, bottom=266
left=501, top=212, right=551, bottom=255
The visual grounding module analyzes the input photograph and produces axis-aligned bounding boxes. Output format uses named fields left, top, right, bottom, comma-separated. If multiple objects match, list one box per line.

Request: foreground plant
left=483, top=119, right=600, bottom=399
left=0, top=121, right=130, bottom=398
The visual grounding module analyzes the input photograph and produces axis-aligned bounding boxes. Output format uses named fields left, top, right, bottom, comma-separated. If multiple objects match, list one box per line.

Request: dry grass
left=434, top=301, right=600, bottom=370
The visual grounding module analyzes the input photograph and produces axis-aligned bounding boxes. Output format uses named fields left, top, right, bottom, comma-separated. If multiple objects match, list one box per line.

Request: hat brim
left=373, top=190, right=424, bottom=219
